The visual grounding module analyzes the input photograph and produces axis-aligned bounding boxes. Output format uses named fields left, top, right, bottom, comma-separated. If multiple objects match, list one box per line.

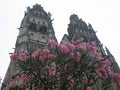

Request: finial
left=105, top=47, right=112, bottom=56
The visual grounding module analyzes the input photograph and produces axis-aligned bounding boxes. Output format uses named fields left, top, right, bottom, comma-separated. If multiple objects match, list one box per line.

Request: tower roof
left=25, top=4, right=48, bottom=18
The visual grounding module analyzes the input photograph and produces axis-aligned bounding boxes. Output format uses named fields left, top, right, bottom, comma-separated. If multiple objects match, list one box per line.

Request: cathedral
left=2, top=4, right=120, bottom=90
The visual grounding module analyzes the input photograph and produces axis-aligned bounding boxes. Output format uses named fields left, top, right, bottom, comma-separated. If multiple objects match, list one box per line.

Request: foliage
left=2, top=40, right=120, bottom=90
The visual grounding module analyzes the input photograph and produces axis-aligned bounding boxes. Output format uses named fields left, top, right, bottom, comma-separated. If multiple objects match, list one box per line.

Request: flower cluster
left=2, top=39, right=120, bottom=90
left=113, top=73, right=120, bottom=86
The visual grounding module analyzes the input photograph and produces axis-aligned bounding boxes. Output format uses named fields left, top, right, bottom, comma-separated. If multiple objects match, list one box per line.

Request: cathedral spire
left=15, top=4, right=57, bottom=52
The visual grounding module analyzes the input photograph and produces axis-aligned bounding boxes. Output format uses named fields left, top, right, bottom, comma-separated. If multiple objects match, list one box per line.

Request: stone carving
left=39, top=26, right=48, bottom=34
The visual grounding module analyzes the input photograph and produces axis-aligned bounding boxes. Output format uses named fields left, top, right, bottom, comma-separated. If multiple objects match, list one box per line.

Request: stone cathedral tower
left=62, top=14, right=120, bottom=73
left=15, top=4, right=57, bottom=52
left=2, top=4, right=57, bottom=88
left=62, top=14, right=120, bottom=90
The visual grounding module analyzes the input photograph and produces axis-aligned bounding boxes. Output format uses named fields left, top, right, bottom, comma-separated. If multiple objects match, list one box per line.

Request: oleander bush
left=2, top=40, right=120, bottom=90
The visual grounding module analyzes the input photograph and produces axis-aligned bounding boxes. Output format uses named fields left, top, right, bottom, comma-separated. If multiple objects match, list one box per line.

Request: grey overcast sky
left=0, top=0, right=120, bottom=80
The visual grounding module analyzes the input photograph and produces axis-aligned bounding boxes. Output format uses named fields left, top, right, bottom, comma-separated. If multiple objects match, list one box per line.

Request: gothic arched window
left=28, top=23, right=37, bottom=31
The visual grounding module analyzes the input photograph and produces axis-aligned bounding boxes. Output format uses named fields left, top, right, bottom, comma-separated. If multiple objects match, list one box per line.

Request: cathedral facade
left=2, top=4, right=120, bottom=90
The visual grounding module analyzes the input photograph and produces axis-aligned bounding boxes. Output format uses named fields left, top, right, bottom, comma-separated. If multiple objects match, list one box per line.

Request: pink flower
left=67, top=75, right=74, bottom=86
left=75, top=52, right=81, bottom=61
left=89, top=45, right=96, bottom=52
left=59, top=44, right=70, bottom=54
left=76, top=52, right=81, bottom=57
left=102, top=72, right=108, bottom=80
left=87, top=42, right=96, bottom=52
left=42, top=49, right=50, bottom=55
left=47, top=39, right=57, bottom=47
left=18, top=50, right=29, bottom=60
left=107, top=66, right=113, bottom=75
left=86, top=86, right=92, bottom=90
left=76, top=44, right=86, bottom=51
left=113, top=73, right=120, bottom=86
left=69, top=53, right=74, bottom=59
left=39, top=55, right=47, bottom=62
left=32, top=49, right=41, bottom=58
left=95, top=52, right=101, bottom=57
left=91, top=41, right=96, bottom=47
left=48, top=70, right=56, bottom=77
left=21, top=74, right=28, bottom=80
left=10, top=53, right=17, bottom=61
left=3, top=87, right=9, bottom=90
left=101, top=59, right=110, bottom=67
left=20, top=84, right=26, bottom=90
left=67, top=75, right=72, bottom=81
left=82, top=76, right=88, bottom=84
left=96, top=66, right=108, bottom=80
left=20, top=74, right=32, bottom=82
left=72, top=40, right=81, bottom=45
left=67, top=43, right=76, bottom=51
left=48, top=54, right=55, bottom=59
left=76, top=56, right=81, bottom=62
left=32, top=87, right=35, bottom=90
left=11, top=81, right=16, bottom=87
